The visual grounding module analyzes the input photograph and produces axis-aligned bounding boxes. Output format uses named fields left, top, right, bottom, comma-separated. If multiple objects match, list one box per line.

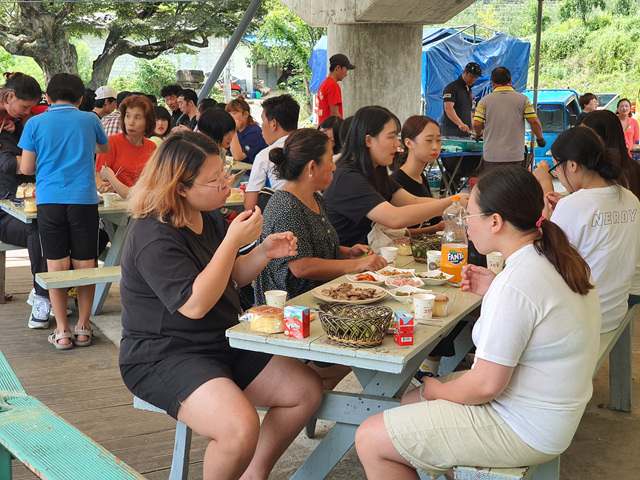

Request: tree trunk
left=88, top=31, right=126, bottom=89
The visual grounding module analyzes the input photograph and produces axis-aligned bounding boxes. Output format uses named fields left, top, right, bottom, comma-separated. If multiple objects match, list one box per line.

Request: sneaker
left=28, top=297, right=50, bottom=329
left=26, top=288, right=35, bottom=306
left=27, top=289, right=71, bottom=317
left=414, top=370, right=436, bottom=383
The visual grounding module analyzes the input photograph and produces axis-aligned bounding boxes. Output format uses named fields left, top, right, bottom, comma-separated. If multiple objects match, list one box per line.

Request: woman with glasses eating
left=534, top=126, right=640, bottom=322
left=356, top=165, right=602, bottom=479
left=118, top=130, right=322, bottom=480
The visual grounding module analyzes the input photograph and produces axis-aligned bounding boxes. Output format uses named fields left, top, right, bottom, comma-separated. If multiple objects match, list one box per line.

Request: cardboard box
left=284, top=305, right=310, bottom=339
left=394, top=328, right=414, bottom=346
left=394, top=311, right=414, bottom=333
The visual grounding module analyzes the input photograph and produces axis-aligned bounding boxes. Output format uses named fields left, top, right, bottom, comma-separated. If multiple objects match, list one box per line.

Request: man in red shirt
left=316, top=53, right=355, bottom=124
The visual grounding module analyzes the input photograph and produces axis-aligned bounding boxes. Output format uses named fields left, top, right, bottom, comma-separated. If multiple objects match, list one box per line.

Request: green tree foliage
left=246, top=0, right=324, bottom=112
left=0, top=1, right=265, bottom=87
left=559, top=0, right=606, bottom=24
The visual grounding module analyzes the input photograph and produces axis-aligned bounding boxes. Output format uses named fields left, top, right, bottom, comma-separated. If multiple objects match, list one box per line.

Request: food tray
left=318, top=303, right=394, bottom=347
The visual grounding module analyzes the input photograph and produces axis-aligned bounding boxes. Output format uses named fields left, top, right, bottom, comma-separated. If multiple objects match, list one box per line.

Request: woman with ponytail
left=356, top=166, right=601, bottom=480
left=535, top=126, right=640, bottom=326
left=390, top=115, right=444, bottom=235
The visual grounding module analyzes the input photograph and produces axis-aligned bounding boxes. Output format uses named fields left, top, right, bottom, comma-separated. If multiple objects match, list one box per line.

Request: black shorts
left=37, top=204, right=99, bottom=261
left=120, top=348, right=273, bottom=419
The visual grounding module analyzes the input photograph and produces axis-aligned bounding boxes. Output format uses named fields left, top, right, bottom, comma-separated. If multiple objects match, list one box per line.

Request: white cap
left=95, top=86, right=117, bottom=100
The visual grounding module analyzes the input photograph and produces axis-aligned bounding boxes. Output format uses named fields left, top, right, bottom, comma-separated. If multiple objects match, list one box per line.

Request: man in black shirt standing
left=441, top=62, right=482, bottom=136
left=439, top=62, right=483, bottom=193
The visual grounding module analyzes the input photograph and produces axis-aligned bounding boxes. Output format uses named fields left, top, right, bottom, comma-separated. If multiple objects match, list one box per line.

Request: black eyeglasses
left=548, top=159, right=566, bottom=178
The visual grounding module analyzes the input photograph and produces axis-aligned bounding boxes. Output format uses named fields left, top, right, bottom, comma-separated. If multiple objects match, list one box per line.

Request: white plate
left=311, top=283, right=387, bottom=304
left=345, top=271, right=385, bottom=284
left=415, top=270, right=454, bottom=285
left=387, top=286, right=432, bottom=304
left=384, top=277, right=424, bottom=288
left=375, top=267, right=415, bottom=278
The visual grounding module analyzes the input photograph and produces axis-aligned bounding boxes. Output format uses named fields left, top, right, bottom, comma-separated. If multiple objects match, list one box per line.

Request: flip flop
left=3, top=293, right=12, bottom=301
left=72, top=326, right=94, bottom=347
left=48, top=331, right=73, bottom=350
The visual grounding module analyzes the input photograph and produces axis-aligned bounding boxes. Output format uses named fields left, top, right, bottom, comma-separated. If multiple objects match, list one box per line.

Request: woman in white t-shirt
left=356, top=166, right=602, bottom=480
left=534, top=126, right=640, bottom=329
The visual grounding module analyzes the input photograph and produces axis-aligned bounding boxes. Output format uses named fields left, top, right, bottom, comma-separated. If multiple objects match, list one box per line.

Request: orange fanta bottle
left=440, top=196, right=468, bottom=285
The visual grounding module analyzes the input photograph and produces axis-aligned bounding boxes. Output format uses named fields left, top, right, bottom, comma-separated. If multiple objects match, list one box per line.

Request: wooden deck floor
left=3, top=252, right=209, bottom=480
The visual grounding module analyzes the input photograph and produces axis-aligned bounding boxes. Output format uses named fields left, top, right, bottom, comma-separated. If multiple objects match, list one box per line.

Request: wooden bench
left=0, top=242, right=23, bottom=305
left=452, top=303, right=637, bottom=480
left=0, top=350, right=145, bottom=479
left=35, top=266, right=121, bottom=290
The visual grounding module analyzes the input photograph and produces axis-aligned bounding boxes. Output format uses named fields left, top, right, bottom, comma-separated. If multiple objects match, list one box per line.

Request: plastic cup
left=264, top=290, right=287, bottom=309
left=413, top=293, right=436, bottom=323
left=487, top=252, right=505, bottom=274
left=426, top=250, right=441, bottom=271
left=102, top=192, right=117, bottom=207
left=380, top=247, right=398, bottom=265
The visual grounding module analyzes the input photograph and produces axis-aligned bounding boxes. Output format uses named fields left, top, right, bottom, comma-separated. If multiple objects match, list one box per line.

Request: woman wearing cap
left=96, top=94, right=157, bottom=198
left=356, top=166, right=601, bottom=479
left=225, top=96, right=267, bottom=164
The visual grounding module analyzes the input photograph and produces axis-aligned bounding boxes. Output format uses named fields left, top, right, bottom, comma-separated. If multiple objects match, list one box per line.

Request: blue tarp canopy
left=308, top=26, right=530, bottom=119
left=422, top=26, right=530, bottom=121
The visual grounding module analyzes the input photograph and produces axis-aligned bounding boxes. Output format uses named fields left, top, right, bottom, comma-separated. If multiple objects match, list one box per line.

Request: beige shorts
left=383, top=372, right=556, bottom=479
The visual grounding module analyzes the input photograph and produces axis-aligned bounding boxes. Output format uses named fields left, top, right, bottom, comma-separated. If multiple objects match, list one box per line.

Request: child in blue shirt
left=19, top=73, right=110, bottom=350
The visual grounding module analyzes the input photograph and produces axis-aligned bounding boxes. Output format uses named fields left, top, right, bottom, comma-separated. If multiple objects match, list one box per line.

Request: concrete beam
left=281, top=0, right=475, bottom=26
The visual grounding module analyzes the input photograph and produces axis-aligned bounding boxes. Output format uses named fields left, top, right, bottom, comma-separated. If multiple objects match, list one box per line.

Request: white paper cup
left=426, top=250, right=441, bottom=271
left=487, top=251, right=505, bottom=275
left=380, top=246, right=398, bottom=265
left=102, top=192, right=117, bottom=207
left=413, top=293, right=436, bottom=323
left=264, top=290, right=287, bottom=309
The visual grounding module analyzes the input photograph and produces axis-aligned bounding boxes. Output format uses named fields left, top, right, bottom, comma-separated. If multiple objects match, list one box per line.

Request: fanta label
left=441, top=244, right=468, bottom=282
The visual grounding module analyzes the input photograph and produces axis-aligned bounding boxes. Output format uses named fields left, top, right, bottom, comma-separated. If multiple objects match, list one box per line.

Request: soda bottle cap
left=451, top=195, right=461, bottom=202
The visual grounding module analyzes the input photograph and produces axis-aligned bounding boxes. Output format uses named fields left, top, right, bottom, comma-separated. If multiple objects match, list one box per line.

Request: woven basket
left=410, top=234, right=442, bottom=263
left=318, top=303, right=394, bottom=348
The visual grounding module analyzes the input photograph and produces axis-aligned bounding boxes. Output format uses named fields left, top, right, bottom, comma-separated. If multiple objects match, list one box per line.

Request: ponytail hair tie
left=536, top=216, right=545, bottom=228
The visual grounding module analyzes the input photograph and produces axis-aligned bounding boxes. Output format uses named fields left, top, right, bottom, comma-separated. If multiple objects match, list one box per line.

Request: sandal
left=73, top=326, right=94, bottom=347
left=48, top=330, right=73, bottom=350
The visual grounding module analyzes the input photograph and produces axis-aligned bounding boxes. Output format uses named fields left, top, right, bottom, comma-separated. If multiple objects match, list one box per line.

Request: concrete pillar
left=328, top=22, right=423, bottom=123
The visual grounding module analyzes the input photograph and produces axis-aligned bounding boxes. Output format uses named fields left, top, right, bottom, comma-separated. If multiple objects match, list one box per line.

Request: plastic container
left=440, top=195, right=468, bottom=285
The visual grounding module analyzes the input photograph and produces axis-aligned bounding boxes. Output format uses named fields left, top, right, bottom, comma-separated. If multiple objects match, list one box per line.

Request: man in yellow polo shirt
left=473, top=67, right=545, bottom=169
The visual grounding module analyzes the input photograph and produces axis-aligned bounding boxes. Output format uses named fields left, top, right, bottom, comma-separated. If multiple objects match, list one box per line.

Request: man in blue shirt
left=19, top=73, right=110, bottom=350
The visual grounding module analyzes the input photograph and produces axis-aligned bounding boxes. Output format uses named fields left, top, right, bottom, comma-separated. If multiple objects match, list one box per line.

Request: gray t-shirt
left=119, top=213, right=242, bottom=365
left=473, top=86, right=537, bottom=163
left=255, top=190, right=341, bottom=305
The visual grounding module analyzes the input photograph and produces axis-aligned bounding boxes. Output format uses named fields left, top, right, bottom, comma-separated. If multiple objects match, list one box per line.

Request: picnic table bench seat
left=35, top=266, right=121, bottom=290
left=452, top=303, right=637, bottom=480
left=0, top=242, right=23, bottom=305
left=0, top=350, right=145, bottom=480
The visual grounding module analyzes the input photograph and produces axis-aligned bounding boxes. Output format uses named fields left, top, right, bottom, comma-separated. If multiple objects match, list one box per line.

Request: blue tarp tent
left=422, top=26, right=530, bottom=121
left=308, top=26, right=530, bottom=119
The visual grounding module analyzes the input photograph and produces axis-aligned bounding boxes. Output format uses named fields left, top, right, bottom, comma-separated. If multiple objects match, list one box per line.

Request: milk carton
left=393, top=311, right=414, bottom=346
left=284, top=305, right=310, bottom=339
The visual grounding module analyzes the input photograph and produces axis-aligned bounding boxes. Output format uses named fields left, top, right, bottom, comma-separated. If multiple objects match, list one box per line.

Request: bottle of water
left=440, top=195, right=468, bottom=286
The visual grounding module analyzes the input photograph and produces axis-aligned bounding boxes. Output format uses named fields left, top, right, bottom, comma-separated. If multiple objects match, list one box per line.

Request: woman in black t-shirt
left=323, top=106, right=467, bottom=246
left=119, top=131, right=322, bottom=480
left=390, top=115, right=445, bottom=235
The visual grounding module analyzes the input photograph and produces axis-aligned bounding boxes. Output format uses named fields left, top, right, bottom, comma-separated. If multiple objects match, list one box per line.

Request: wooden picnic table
left=226, top=257, right=482, bottom=479
left=0, top=198, right=131, bottom=315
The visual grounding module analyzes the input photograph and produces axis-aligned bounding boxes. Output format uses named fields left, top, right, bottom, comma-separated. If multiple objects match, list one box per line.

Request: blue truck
left=524, top=89, right=582, bottom=168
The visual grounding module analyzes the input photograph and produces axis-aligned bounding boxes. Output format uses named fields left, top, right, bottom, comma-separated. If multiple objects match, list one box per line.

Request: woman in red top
left=616, top=98, right=639, bottom=154
left=96, top=95, right=157, bottom=198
